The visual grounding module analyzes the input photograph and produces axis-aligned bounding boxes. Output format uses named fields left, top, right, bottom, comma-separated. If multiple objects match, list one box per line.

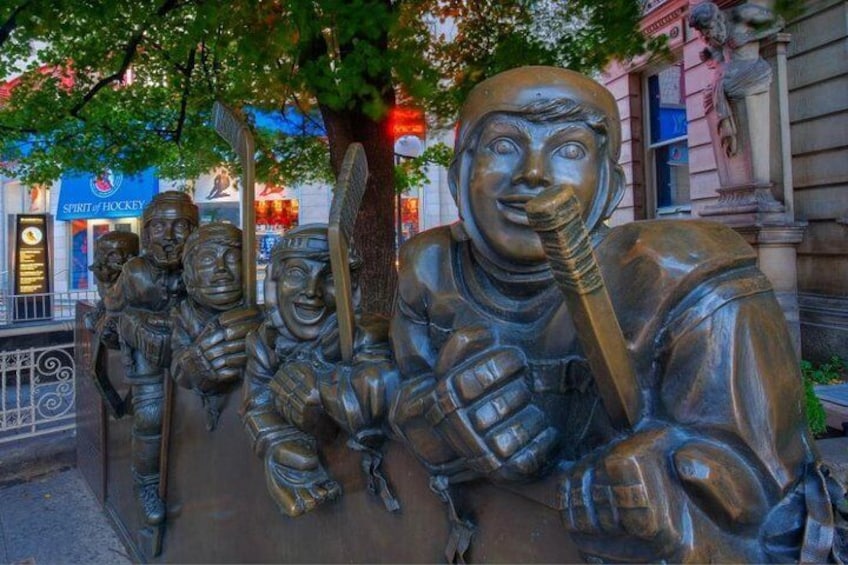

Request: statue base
left=699, top=183, right=787, bottom=226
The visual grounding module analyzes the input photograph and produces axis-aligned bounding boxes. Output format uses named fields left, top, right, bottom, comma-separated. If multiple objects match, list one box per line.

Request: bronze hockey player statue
left=86, top=230, right=139, bottom=417
left=170, top=222, right=261, bottom=430
left=108, top=191, right=198, bottom=528
left=242, top=224, right=398, bottom=517
left=385, top=66, right=843, bottom=563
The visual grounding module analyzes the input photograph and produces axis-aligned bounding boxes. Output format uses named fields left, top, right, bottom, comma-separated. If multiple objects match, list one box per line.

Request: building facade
left=600, top=0, right=848, bottom=362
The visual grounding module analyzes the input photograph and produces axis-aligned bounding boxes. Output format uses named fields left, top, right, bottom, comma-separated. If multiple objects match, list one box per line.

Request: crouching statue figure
left=241, top=224, right=398, bottom=517
left=381, top=66, right=845, bottom=563
left=170, top=223, right=261, bottom=431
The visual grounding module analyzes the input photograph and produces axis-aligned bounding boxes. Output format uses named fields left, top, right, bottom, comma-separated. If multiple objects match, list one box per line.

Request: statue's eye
left=285, top=266, right=306, bottom=281
left=197, top=250, right=217, bottom=267
left=224, top=249, right=240, bottom=266
left=488, top=138, right=519, bottom=156
left=556, top=142, right=586, bottom=160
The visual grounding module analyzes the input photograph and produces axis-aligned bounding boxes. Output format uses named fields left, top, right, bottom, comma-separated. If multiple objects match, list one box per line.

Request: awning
left=57, top=169, right=158, bottom=220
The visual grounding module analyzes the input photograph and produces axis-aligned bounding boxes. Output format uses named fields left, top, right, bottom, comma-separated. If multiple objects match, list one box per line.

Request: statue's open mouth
left=153, top=243, right=182, bottom=263
left=292, top=301, right=326, bottom=325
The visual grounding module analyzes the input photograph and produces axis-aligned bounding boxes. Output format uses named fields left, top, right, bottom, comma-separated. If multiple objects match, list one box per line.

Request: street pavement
left=0, top=433, right=131, bottom=565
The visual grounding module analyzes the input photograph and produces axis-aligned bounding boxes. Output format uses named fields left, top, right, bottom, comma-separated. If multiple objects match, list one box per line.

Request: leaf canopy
left=0, top=0, right=656, bottom=186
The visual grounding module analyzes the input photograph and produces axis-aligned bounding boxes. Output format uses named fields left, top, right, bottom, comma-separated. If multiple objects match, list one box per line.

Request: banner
left=57, top=169, right=158, bottom=220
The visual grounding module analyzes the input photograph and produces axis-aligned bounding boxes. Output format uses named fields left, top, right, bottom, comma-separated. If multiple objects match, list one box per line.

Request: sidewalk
left=0, top=433, right=131, bottom=565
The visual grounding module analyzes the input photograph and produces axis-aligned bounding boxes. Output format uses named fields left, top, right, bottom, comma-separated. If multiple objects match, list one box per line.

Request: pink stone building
left=601, top=0, right=848, bottom=362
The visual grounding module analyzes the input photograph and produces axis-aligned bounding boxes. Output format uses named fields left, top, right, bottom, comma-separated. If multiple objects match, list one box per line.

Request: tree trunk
left=321, top=103, right=398, bottom=316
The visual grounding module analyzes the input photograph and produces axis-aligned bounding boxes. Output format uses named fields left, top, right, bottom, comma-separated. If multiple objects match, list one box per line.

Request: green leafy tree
left=0, top=0, right=659, bottom=312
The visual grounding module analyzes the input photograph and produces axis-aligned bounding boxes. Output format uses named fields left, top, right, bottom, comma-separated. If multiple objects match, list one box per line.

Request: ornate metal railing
left=0, top=290, right=99, bottom=324
left=0, top=343, right=76, bottom=444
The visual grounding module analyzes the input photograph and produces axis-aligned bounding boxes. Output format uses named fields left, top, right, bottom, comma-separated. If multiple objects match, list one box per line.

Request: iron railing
left=0, top=290, right=99, bottom=324
left=0, top=342, right=76, bottom=444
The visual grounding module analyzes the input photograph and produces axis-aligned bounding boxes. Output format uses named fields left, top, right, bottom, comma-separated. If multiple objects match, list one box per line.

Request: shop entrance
left=70, top=218, right=138, bottom=290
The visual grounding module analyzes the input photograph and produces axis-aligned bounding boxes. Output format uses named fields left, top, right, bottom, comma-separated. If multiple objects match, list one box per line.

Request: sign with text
left=13, top=214, right=52, bottom=321
left=57, top=169, right=158, bottom=220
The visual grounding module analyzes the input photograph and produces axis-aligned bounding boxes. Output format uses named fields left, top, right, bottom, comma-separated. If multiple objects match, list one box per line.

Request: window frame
left=642, top=59, right=692, bottom=218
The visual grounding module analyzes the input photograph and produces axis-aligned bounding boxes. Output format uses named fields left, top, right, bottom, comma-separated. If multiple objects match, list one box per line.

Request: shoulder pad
left=396, top=225, right=455, bottom=303
left=596, top=220, right=759, bottom=354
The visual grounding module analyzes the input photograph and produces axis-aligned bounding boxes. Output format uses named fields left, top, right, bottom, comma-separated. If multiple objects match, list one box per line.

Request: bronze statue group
left=86, top=64, right=847, bottom=563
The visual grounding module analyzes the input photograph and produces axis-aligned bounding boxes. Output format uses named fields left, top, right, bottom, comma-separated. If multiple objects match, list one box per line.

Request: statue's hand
left=321, top=357, right=399, bottom=438
left=264, top=433, right=341, bottom=517
left=270, top=360, right=327, bottom=433
left=429, top=346, right=558, bottom=483
left=562, top=427, right=686, bottom=561
left=194, top=307, right=261, bottom=388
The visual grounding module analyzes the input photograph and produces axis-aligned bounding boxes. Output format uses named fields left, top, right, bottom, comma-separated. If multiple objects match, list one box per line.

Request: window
left=646, top=62, right=690, bottom=216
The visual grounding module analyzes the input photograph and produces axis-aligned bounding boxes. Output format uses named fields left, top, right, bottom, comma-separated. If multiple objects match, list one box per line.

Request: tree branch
left=0, top=0, right=32, bottom=50
left=69, top=0, right=181, bottom=117
left=173, top=46, right=196, bottom=144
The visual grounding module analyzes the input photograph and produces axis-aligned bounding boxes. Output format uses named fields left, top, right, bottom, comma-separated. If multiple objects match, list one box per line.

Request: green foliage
left=804, top=377, right=828, bottom=438
left=774, top=0, right=807, bottom=21
left=802, top=356, right=847, bottom=385
left=394, top=142, right=453, bottom=194
left=0, top=0, right=657, bottom=188
left=801, top=356, right=846, bottom=437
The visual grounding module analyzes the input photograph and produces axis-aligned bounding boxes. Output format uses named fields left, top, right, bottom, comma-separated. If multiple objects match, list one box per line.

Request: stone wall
left=787, top=0, right=848, bottom=363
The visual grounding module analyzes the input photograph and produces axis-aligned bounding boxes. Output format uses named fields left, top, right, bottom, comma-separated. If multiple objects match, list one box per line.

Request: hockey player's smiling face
left=277, top=258, right=336, bottom=340
left=467, top=114, right=599, bottom=265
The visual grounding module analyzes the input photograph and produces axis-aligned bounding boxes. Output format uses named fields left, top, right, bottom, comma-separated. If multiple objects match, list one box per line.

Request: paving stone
left=0, top=468, right=131, bottom=565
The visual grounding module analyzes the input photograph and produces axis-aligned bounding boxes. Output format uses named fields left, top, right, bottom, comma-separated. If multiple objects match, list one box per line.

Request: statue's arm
left=736, top=3, right=782, bottom=25
left=169, top=308, right=204, bottom=389
left=317, top=314, right=399, bottom=442
left=242, top=327, right=290, bottom=457
left=563, top=286, right=811, bottom=562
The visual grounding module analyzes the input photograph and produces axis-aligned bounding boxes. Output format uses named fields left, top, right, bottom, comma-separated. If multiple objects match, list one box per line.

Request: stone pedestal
left=700, top=183, right=786, bottom=226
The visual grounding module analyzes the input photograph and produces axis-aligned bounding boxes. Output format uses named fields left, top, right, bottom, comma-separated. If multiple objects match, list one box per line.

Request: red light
left=389, top=107, right=426, bottom=140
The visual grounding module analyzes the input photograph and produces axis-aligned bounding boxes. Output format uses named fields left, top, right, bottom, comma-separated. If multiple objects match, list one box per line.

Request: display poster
left=399, top=197, right=419, bottom=247
left=194, top=168, right=240, bottom=204
left=255, top=199, right=299, bottom=265
left=14, top=214, right=52, bottom=321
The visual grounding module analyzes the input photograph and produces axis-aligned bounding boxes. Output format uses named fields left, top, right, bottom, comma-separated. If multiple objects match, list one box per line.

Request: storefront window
left=255, top=198, right=299, bottom=266
left=646, top=61, right=690, bottom=215
left=399, top=197, right=419, bottom=246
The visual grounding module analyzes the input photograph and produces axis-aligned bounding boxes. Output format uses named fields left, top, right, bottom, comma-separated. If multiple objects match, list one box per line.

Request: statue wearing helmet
left=170, top=223, right=261, bottom=431
left=387, top=67, right=841, bottom=563
left=242, top=224, right=399, bottom=518
left=107, top=191, right=198, bottom=528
